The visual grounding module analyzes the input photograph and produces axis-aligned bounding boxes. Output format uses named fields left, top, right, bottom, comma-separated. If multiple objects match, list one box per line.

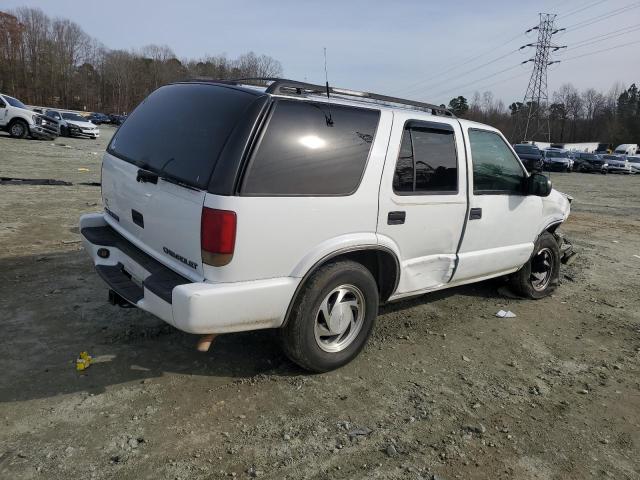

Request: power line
left=445, top=70, right=531, bottom=101
left=561, top=38, right=640, bottom=62
left=391, top=31, right=525, bottom=95
left=427, top=64, right=522, bottom=100
left=564, top=1, right=640, bottom=31
left=400, top=48, right=520, bottom=97
left=557, top=0, right=607, bottom=19
left=566, top=23, right=640, bottom=50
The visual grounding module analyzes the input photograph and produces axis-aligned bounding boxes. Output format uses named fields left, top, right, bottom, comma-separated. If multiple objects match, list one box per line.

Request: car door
left=452, top=127, right=542, bottom=283
left=0, top=97, right=7, bottom=126
left=377, top=113, right=467, bottom=297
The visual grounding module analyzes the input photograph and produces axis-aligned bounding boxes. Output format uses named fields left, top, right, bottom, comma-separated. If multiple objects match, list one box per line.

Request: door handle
left=469, top=208, right=482, bottom=220
left=387, top=211, right=406, bottom=225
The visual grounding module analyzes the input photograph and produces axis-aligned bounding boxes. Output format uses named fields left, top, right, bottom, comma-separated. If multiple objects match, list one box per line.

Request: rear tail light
left=201, top=207, right=236, bottom=266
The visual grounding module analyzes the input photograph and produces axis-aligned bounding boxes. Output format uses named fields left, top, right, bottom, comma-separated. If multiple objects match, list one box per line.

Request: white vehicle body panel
left=453, top=124, right=542, bottom=282
left=101, top=153, right=207, bottom=281
left=377, top=111, right=467, bottom=295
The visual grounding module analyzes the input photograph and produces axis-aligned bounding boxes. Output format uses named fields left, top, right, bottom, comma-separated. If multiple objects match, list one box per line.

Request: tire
left=509, top=232, right=560, bottom=299
left=8, top=119, right=28, bottom=139
left=280, top=260, right=379, bottom=372
left=60, top=125, right=68, bottom=137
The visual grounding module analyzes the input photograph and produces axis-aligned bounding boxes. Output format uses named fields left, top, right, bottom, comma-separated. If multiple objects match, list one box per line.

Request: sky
left=3, top=0, right=640, bottom=106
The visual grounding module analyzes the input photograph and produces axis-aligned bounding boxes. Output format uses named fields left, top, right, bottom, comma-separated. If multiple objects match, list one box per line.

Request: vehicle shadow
left=0, top=249, right=518, bottom=403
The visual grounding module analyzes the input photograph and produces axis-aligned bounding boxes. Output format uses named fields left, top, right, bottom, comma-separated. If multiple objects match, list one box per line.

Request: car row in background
left=86, top=112, right=127, bottom=125
left=513, top=143, right=638, bottom=175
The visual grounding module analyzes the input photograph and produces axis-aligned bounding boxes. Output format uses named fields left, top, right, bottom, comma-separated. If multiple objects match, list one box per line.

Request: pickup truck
left=80, top=79, right=573, bottom=372
left=0, top=93, right=58, bottom=139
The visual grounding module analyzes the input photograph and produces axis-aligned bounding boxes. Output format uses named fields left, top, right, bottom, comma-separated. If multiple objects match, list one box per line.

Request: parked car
left=625, top=155, right=640, bottom=174
left=108, top=114, right=127, bottom=125
left=543, top=148, right=572, bottom=172
left=45, top=110, right=100, bottom=139
left=601, top=154, right=633, bottom=174
left=0, top=93, right=58, bottom=139
left=87, top=112, right=110, bottom=125
left=573, top=152, right=608, bottom=174
left=80, top=79, right=572, bottom=372
left=513, top=144, right=544, bottom=172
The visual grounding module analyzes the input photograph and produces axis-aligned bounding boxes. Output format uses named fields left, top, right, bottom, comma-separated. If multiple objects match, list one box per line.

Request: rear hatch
left=101, top=82, right=265, bottom=281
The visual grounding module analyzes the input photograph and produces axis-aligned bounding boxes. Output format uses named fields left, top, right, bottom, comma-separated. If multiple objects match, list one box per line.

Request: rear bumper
left=79, top=213, right=298, bottom=334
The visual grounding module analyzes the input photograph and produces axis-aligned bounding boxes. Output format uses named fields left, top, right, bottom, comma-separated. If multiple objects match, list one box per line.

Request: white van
left=614, top=144, right=639, bottom=155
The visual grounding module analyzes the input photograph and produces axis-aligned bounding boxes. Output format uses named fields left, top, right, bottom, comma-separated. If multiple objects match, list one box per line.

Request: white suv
left=80, top=79, right=571, bottom=372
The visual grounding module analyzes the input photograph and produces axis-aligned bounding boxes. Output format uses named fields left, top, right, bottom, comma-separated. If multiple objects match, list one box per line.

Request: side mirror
left=526, top=172, right=552, bottom=197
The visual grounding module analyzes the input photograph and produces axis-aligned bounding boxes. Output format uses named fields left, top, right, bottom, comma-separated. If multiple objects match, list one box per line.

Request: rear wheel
left=8, top=119, right=28, bottom=139
left=280, top=260, right=379, bottom=372
left=509, top=232, right=560, bottom=299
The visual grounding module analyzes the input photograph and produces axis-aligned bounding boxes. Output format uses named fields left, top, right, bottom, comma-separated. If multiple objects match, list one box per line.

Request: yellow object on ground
left=76, top=351, right=92, bottom=371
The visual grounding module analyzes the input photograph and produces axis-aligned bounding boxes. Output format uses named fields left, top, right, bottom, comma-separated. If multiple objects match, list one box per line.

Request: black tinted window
left=108, top=83, right=260, bottom=189
left=469, top=129, right=525, bottom=194
left=393, top=122, right=457, bottom=194
left=242, top=100, right=379, bottom=195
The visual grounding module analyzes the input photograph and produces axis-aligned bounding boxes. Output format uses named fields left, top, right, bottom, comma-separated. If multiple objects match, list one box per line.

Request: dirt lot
left=1, top=129, right=639, bottom=480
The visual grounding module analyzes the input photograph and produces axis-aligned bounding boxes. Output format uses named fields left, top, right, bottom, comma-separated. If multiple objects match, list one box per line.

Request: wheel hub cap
left=314, top=284, right=365, bottom=353
left=530, top=247, right=554, bottom=291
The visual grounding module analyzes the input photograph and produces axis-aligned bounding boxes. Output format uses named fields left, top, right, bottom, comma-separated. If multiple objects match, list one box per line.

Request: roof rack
left=210, top=77, right=455, bottom=117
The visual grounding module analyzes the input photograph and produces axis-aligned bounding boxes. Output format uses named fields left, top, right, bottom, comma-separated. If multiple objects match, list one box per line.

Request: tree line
left=447, top=82, right=640, bottom=146
left=0, top=8, right=282, bottom=114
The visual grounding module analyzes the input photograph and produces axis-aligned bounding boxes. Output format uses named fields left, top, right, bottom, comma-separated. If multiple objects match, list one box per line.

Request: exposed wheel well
left=8, top=118, right=28, bottom=127
left=545, top=222, right=562, bottom=235
left=282, top=248, right=400, bottom=327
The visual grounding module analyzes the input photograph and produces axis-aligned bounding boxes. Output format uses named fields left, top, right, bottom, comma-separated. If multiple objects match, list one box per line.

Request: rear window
left=107, top=83, right=260, bottom=189
left=514, top=145, right=539, bottom=155
left=241, top=100, right=380, bottom=196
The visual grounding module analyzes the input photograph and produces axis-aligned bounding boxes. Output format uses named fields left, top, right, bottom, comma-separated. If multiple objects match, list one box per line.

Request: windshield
left=514, top=145, right=539, bottom=154
left=627, top=157, right=640, bottom=163
left=62, top=112, right=87, bottom=121
left=546, top=150, right=568, bottom=158
left=4, top=95, right=27, bottom=109
left=602, top=155, right=621, bottom=160
left=108, top=83, right=262, bottom=189
left=580, top=154, right=599, bottom=160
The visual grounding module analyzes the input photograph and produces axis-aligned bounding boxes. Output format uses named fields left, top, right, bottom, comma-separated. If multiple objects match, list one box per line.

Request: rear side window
left=241, top=100, right=380, bottom=195
left=107, top=83, right=260, bottom=189
left=393, top=121, right=458, bottom=194
left=469, top=129, right=526, bottom=194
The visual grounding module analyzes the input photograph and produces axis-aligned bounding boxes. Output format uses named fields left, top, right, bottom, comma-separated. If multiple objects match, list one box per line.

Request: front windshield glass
left=547, top=150, right=568, bottom=158
left=4, top=95, right=27, bottom=109
left=62, top=112, right=87, bottom=121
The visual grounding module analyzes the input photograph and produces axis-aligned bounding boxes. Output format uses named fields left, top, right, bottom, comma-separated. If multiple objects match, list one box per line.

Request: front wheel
left=280, top=260, right=379, bottom=372
left=9, top=120, right=29, bottom=139
left=509, top=232, right=560, bottom=299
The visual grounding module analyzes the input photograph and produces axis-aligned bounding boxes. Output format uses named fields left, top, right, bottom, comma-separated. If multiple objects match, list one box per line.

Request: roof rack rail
left=213, top=77, right=454, bottom=117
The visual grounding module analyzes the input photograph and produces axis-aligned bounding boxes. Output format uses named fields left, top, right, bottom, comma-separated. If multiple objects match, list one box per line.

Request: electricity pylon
left=517, top=13, right=566, bottom=142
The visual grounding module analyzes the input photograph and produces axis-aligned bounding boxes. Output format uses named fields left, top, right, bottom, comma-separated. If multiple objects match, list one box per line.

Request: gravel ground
left=1, top=129, right=639, bottom=480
